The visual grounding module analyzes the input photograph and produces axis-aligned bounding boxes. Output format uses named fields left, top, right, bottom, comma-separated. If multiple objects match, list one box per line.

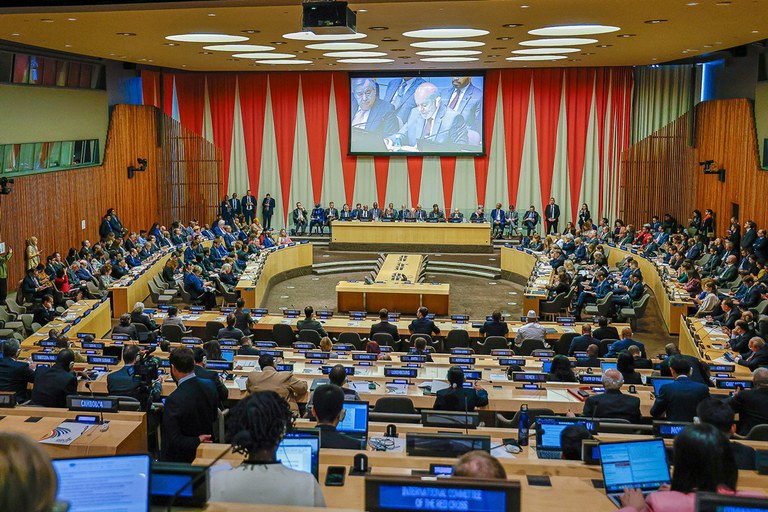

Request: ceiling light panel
left=419, top=56, right=480, bottom=62
left=283, top=31, right=367, bottom=41
left=416, top=49, right=482, bottom=56
left=507, top=55, right=568, bottom=61
left=336, top=58, right=394, bottom=63
left=255, top=59, right=313, bottom=65
left=512, top=47, right=580, bottom=54
left=203, top=44, right=275, bottom=52
left=403, top=28, right=490, bottom=39
left=306, top=42, right=378, bottom=50
left=519, top=38, right=598, bottom=46
left=166, top=33, right=248, bottom=43
left=233, top=52, right=296, bottom=59
left=410, top=40, right=486, bottom=49
left=323, top=51, right=388, bottom=58
left=528, top=24, right=620, bottom=36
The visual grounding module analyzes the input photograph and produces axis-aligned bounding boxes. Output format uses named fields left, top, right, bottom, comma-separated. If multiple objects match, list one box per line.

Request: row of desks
left=154, top=310, right=623, bottom=341
left=22, top=298, right=112, bottom=347
left=605, top=245, right=694, bottom=335
left=235, top=242, right=314, bottom=309
left=680, top=315, right=753, bottom=376
left=500, top=247, right=552, bottom=316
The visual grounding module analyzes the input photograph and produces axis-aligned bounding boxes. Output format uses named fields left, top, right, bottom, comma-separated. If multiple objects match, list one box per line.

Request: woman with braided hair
left=209, top=391, right=326, bottom=507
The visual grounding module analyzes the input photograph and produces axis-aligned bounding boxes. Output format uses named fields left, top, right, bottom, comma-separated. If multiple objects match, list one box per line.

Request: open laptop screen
left=536, top=417, right=597, bottom=450
left=600, top=439, right=671, bottom=494
left=337, top=401, right=369, bottom=435
left=52, top=454, right=150, bottom=512
left=277, top=428, right=320, bottom=479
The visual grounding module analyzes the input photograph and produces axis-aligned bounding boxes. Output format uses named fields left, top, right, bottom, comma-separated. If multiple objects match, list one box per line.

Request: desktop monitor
left=695, top=492, right=768, bottom=512
left=53, top=454, right=151, bottom=512
left=276, top=428, right=321, bottom=480
left=405, top=433, right=491, bottom=458
left=421, top=410, right=480, bottom=429
left=364, top=475, right=521, bottom=512
left=535, top=417, right=598, bottom=451
left=600, top=361, right=618, bottom=373
left=600, top=439, right=671, bottom=494
left=150, top=461, right=209, bottom=507
left=651, top=377, right=675, bottom=396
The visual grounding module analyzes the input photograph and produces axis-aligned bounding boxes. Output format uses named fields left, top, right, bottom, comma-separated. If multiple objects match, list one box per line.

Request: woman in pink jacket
left=619, top=424, right=762, bottom=512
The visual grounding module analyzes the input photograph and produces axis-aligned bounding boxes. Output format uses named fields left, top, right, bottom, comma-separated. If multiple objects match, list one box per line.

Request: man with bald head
left=729, top=367, right=768, bottom=436
left=581, top=369, right=641, bottom=423
left=386, top=81, right=468, bottom=150
left=454, top=451, right=507, bottom=480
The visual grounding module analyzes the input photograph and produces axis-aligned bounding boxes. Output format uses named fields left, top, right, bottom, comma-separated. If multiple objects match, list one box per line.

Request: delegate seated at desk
left=479, top=310, right=509, bottom=337
left=312, top=384, right=364, bottom=450
left=31, top=349, right=77, bottom=408
left=408, top=307, right=440, bottom=337
left=0, top=339, right=34, bottom=401
left=433, top=367, right=488, bottom=411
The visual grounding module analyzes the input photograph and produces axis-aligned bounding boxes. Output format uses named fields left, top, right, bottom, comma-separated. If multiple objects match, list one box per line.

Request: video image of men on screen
left=350, top=74, right=484, bottom=155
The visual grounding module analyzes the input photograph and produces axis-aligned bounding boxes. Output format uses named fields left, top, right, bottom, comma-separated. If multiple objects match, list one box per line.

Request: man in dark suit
left=0, top=339, right=34, bottom=401
left=728, top=320, right=756, bottom=357
left=325, top=201, right=339, bottom=234
left=741, top=220, right=758, bottom=252
left=659, top=343, right=711, bottom=386
left=386, top=82, right=468, bottom=150
left=160, top=347, right=219, bottom=463
left=192, top=347, right=229, bottom=406
left=408, top=337, right=434, bottom=362
left=650, top=356, right=710, bottom=422
left=606, top=327, right=646, bottom=358
left=384, top=76, right=425, bottom=126
left=370, top=308, right=400, bottom=340
left=220, top=195, right=232, bottom=225
left=237, top=337, right=260, bottom=356
left=262, top=193, right=276, bottom=230
left=754, top=229, right=768, bottom=261
left=713, top=255, right=739, bottom=286
left=490, top=203, right=506, bottom=239
left=479, top=310, right=509, bottom=338
left=442, top=76, right=483, bottom=136
left=297, top=306, right=328, bottom=338
left=312, top=384, right=364, bottom=450
left=106, top=345, right=143, bottom=402
left=292, top=201, right=308, bottom=236
left=408, top=306, right=440, bottom=337
left=737, top=337, right=768, bottom=371
left=568, top=324, right=597, bottom=356
left=31, top=349, right=77, bottom=408
left=697, top=398, right=756, bottom=470
left=592, top=316, right=620, bottom=341
left=229, top=193, right=242, bottom=220
left=729, top=367, right=768, bottom=436
left=242, top=189, right=257, bottom=225
left=713, top=298, right=740, bottom=330
left=32, top=294, right=56, bottom=327
left=350, top=77, right=399, bottom=152
left=309, top=204, right=327, bottom=235
left=522, top=206, right=540, bottom=236
left=581, top=369, right=641, bottom=423
left=574, top=344, right=601, bottom=368
left=544, top=197, right=560, bottom=235
left=628, top=345, right=653, bottom=369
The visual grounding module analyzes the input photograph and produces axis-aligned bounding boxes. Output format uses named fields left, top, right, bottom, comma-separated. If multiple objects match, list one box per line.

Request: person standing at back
left=31, top=349, right=77, bottom=408
left=160, top=347, right=219, bottom=463
left=650, top=356, right=710, bottom=422
left=408, top=306, right=440, bottom=337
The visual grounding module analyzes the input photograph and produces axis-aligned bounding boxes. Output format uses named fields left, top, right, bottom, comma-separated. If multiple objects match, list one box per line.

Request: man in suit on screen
left=385, top=82, right=468, bottom=151
left=442, top=76, right=483, bottom=137
left=384, top=76, right=425, bottom=126
left=350, top=78, right=399, bottom=152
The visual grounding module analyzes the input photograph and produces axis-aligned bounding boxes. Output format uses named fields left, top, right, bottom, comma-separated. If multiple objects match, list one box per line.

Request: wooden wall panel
left=619, top=113, right=696, bottom=227
left=620, top=99, right=763, bottom=235
left=0, top=104, right=221, bottom=287
left=693, top=99, right=763, bottom=234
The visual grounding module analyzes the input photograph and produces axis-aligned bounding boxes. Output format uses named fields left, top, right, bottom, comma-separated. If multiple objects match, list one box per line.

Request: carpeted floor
left=263, top=245, right=676, bottom=356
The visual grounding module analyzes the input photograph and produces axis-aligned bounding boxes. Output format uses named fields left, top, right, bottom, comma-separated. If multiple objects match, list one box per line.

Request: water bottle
left=517, top=404, right=530, bottom=446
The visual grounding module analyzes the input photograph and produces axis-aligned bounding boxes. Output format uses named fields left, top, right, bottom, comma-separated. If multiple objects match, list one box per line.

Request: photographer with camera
left=106, top=344, right=162, bottom=410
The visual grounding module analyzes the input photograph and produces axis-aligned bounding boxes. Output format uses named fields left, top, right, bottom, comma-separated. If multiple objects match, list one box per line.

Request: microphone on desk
left=84, top=381, right=108, bottom=431
left=166, top=444, right=234, bottom=512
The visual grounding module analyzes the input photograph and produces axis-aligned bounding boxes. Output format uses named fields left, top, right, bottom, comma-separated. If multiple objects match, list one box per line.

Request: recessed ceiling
left=0, top=0, right=764, bottom=71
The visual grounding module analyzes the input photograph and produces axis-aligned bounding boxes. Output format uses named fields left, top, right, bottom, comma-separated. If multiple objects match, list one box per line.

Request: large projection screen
left=349, top=72, right=485, bottom=157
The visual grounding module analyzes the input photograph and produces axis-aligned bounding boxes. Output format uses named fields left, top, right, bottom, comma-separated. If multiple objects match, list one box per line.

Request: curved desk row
left=235, top=242, right=314, bottom=309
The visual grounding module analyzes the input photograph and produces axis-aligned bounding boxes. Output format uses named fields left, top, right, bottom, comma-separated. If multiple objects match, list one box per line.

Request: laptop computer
left=535, top=416, right=598, bottom=460
left=336, top=401, right=369, bottom=449
left=52, top=454, right=151, bottom=512
left=276, top=428, right=321, bottom=480
left=599, top=439, right=671, bottom=507
left=651, top=377, right=675, bottom=396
